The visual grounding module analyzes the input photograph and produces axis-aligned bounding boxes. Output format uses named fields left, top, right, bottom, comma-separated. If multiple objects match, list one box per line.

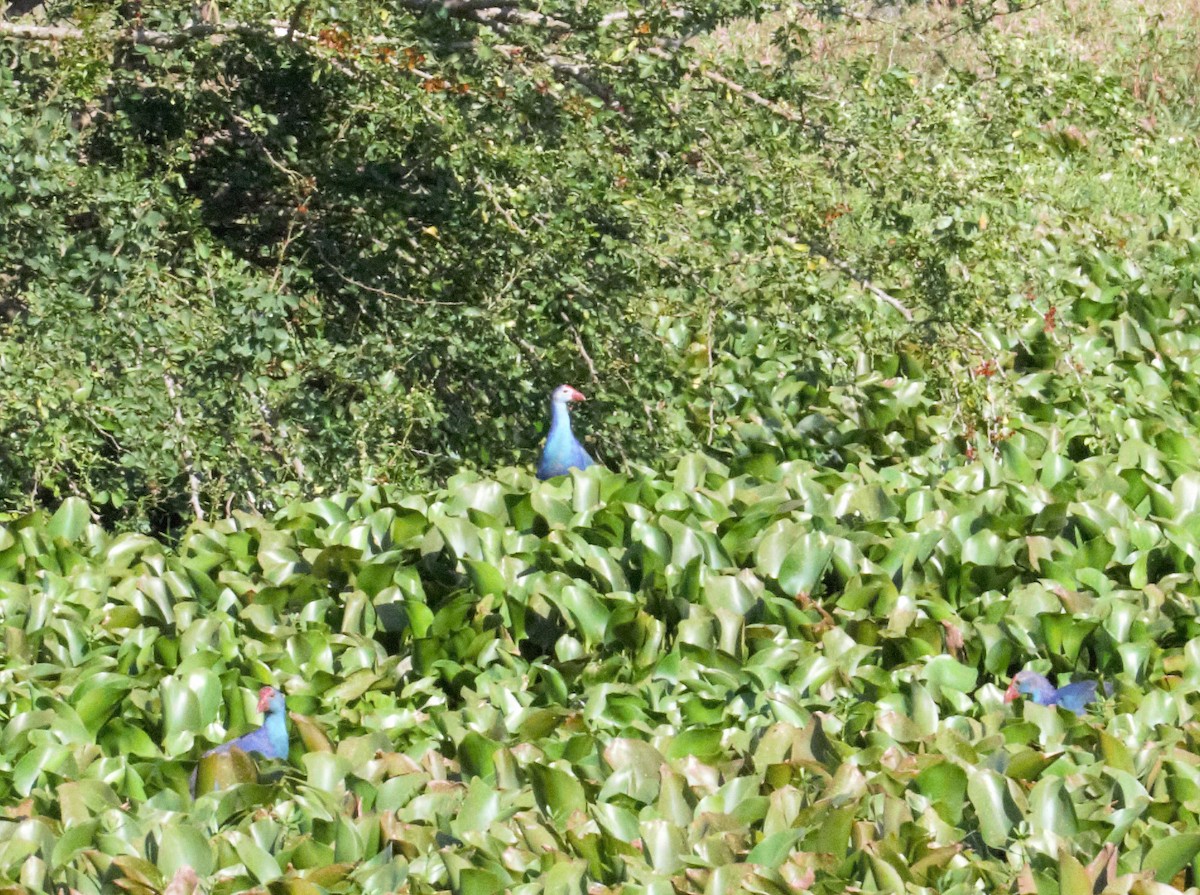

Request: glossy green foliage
left=1, top=0, right=1197, bottom=533
left=3, top=398, right=1200, bottom=893
left=3, top=1, right=1200, bottom=893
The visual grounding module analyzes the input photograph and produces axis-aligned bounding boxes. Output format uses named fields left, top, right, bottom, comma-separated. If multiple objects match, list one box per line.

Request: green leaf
left=966, top=769, right=1020, bottom=848
left=234, top=834, right=283, bottom=883
left=47, top=497, right=90, bottom=541
left=289, top=712, right=333, bottom=753
left=745, top=828, right=803, bottom=869
left=529, top=763, right=587, bottom=824
left=1142, top=832, right=1200, bottom=883
left=777, top=533, right=834, bottom=595
left=195, top=747, right=260, bottom=796
left=156, top=824, right=214, bottom=878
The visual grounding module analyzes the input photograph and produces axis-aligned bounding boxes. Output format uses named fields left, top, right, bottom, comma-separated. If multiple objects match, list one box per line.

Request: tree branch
left=0, top=0, right=572, bottom=46
left=644, top=46, right=808, bottom=125
left=162, top=373, right=205, bottom=522
left=314, top=243, right=465, bottom=307
left=392, top=0, right=570, bottom=34
left=0, top=19, right=289, bottom=45
left=822, top=253, right=914, bottom=322
left=776, top=233, right=914, bottom=322
left=560, top=311, right=598, bottom=384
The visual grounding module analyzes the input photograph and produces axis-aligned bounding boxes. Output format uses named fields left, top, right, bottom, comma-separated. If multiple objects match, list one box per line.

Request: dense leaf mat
left=4, top=388, right=1200, bottom=894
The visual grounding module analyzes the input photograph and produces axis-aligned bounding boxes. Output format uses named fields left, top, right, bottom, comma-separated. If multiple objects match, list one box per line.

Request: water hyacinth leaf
left=47, top=498, right=90, bottom=542
left=1142, top=832, right=1200, bottom=883
left=601, top=738, right=663, bottom=803
left=194, top=748, right=260, bottom=795
left=663, top=728, right=724, bottom=763
left=289, top=712, right=334, bottom=753
left=639, top=818, right=686, bottom=873
left=553, top=585, right=610, bottom=645
left=156, top=824, right=214, bottom=877
left=777, top=533, right=834, bottom=595
left=1057, top=848, right=1092, bottom=895
left=1028, top=777, right=1077, bottom=837
left=464, top=559, right=506, bottom=597
left=745, top=828, right=804, bottom=869
left=50, top=818, right=99, bottom=868
left=458, top=731, right=500, bottom=780
left=72, top=674, right=133, bottom=735
left=110, top=856, right=164, bottom=894
left=592, top=802, right=640, bottom=842
left=303, top=753, right=352, bottom=792
left=160, top=680, right=203, bottom=737
left=915, top=762, right=967, bottom=825
left=234, top=835, right=283, bottom=883
left=921, top=656, right=977, bottom=698
left=529, top=763, right=587, bottom=824
left=57, top=780, right=121, bottom=827
left=967, top=769, right=1021, bottom=848
left=451, top=778, right=505, bottom=835
left=807, top=806, right=855, bottom=857
left=13, top=742, right=69, bottom=796
left=1005, top=750, right=1061, bottom=781
left=961, top=529, right=1005, bottom=566
left=1039, top=614, right=1098, bottom=664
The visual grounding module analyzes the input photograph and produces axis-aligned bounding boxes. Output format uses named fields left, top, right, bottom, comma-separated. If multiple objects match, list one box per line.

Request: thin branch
left=315, top=243, right=465, bottom=307
left=474, top=175, right=527, bottom=235
left=162, top=373, right=205, bottom=523
left=704, top=303, right=715, bottom=446
left=936, top=0, right=1054, bottom=41
left=392, top=0, right=570, bottom=34
left=286, top=0, right=308, bottom=40
left=822, top=253, right=914, bottom=321
left=598, top=7, right=688, bottom=28
left=560, top=311, right=597, bottom=384
left=775, top=232, right=913, bottom=321
left=0, top=19, right=286, bottom=46
left=0, top=0, right=570, bottom=46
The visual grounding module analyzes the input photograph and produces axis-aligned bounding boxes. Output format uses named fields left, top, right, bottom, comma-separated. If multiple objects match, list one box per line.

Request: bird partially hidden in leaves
left=190, top=686, right=289, bottom=794
left=1004, top=670, right=1108, bottom=716
left=536, top=384, right=595, bottom=480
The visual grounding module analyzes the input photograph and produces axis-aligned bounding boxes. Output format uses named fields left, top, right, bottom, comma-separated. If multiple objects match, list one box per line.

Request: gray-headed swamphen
left=190, top=686, right=289, bottom=793
left=537, top=384, right=595, bottom=480
left=1004, top=670, right=1105, bottom=716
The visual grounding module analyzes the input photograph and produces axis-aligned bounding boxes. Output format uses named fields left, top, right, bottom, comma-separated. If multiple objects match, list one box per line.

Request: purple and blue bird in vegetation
left=1004, top=670, right=1104, bottom=716
left=191, top=686, right=289, bottom=792
left=537, top=384, right=595, bottom=480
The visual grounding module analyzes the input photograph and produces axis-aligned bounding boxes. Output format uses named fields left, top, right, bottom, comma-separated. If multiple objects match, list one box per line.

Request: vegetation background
left=3, top=0, right=1200, bottom=893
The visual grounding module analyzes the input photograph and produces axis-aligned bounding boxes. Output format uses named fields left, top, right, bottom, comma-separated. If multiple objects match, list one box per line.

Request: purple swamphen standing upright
left=537, top=384, right=595, bottom=480
left=190, top=686, right=289, bottom=793
left=1004, top=670, right=1102, bottom=716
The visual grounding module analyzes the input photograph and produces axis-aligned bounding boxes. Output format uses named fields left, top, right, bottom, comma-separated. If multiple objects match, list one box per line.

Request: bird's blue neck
left=264, top=709, right=289, bottom=756
left=548, top=400, right=573, bottom=440
left=1024, top=678, right=1058, bottom=704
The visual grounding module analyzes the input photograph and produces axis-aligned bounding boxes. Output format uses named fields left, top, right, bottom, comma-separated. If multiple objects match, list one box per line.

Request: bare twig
left=314, top=243, right=464, bottom=306
left=286, top=0, right=308, bottom=40
left=936, top=0, right=1053, bottom=41
left=560, top=311, right=597, bottom=384
left=692, top=62, right=804, bottom=123
left=775, top=232, right=913, bottom=322
left=0, top=19, right=284, bottom=45
left=162, top=373, right=205, bottom=522
left=821, top=253, right=914, bottom=321
left=514, top=335, right=540, bottom=360
left=392, top=0, right=570, bottom=34
left=704, top=303, right=715, bottom=446
left=598, top=7, right=688, bottom=28
left=474, top=176, right=527, bottom=235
